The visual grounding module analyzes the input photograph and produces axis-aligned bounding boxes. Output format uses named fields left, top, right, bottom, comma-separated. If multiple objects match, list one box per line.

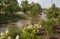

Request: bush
left=41, top=19, right=55, bottom=37
left=20, top=24, right=42, bottom=39
left=0, top=24, right=42, bottom=39
left=7, top=25, right=21, bottom=39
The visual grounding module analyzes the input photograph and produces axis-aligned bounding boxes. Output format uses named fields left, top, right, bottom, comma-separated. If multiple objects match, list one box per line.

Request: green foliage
left=0, top=0, right=23, bottom=25
left=57, top=15, right=60, bottom=26
left=46, top=4, right=59, bottom=19
left=0, top=36, right=8, bottom=39
left=29, top=2, right=41, bottom=25
left=21, top=0, right=29, bottom=13
left=0, top=0, right=42, bottom=25
left=20, top=0, right=42, bottom=16
left=0, top=0, right=19, bottom=13
left=7, top=25, right=21, bottom=39
left=0, top=26, right=21, bottom=39
left=0, top=25, right=42, bottom=39
left=30, top=3, right=41, bottom=17
left=21, top=31, right=41, bottom=39
left=0, top=13, right=26, bottom=24
left=21, top=25, right=42, bottom=39
left=20, top=0, right=42, bottom=25
left=41, top=19, right=55, bottom=37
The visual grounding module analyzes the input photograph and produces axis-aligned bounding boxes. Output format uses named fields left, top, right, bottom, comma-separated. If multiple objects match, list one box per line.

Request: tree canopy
left=46, top=4, right=60, bottom=19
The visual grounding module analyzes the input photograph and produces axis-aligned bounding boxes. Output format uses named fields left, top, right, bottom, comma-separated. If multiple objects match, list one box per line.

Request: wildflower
left=35, top=24, right=37, bottom=26
left=22, top=30, right=25, bottom=32
left=33, top=29, right=36, bottom=32
left=5, top=29, right=9, bottom=34
left=0, top=32, right=4, bottom=36
left=39, top=25, right=41, bottom=28
left=37, top=30, right=39, bottom=32
left=35, top=24, right=39, bottom=26
left=27, top=26, right=32, bottom=29
left=8, top=36, right=12, bottom=39
left=29, top=25, right=33, bottom=28
left=15, top=35, right=19, bottom=39
left=27, top=26, right=30, bottom=28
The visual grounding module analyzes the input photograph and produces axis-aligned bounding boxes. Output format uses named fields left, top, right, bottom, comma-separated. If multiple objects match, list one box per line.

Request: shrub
left=0, top=24, right=42, bottom=39
left=7, top=25, right=21, bottom=39
left=41, top=19, right=55, bottom=37
left=20, top=24, right=42, bottom=39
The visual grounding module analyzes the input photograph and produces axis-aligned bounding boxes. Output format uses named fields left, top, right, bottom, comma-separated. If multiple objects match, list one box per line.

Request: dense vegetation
left=0, top=0, right=60, bottom=39
left=0, top=0, right=26, bottom=24
left=0, top=24, right=42, bottom=39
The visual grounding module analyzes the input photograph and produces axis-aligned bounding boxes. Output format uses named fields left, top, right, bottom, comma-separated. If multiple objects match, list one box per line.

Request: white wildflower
left=33, top=29, right=36, bottom=32
left=23, top=30, right=25, bottom=32
left=5, top=29, right=9, bottom=34
left=27, top=26, right=30, bottom=28
left=35, top=24, right=37, bottom=26
left=35, top=24, right=39, bottom=27
left=8, top=36, right=12, bottom=39
left=37, top=30, right=39, bottom=32
left=39, top=25, right=41, bottom=28
left=0, top=32, right=4, bottom=36
left=15, top=35, right=19, bottom=39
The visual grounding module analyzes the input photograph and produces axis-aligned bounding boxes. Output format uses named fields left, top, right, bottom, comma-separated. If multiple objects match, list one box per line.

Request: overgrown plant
left=41, top=19, right=55, bottom=38
left=0, top=24, right=42, bottom=39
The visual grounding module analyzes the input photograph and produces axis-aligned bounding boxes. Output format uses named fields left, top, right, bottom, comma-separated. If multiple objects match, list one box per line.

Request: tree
left=0, top=0, right=19, bottom=13
left=46, top=4, right=59, bottom=19
left=21, top=0, right=29, bottom=13
left=20, top=0, right=42, bottom=25
left=41, top=4, right=59, bottom=39
left=30, top=2, right=42, bottom=25
left=41, top=19, right=56, bottom=39
left=0, top=0, right=26, bottom=26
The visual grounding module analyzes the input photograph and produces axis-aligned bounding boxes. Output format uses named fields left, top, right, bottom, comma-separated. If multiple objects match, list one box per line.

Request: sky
left=17, top=0, right=60, bottom=8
